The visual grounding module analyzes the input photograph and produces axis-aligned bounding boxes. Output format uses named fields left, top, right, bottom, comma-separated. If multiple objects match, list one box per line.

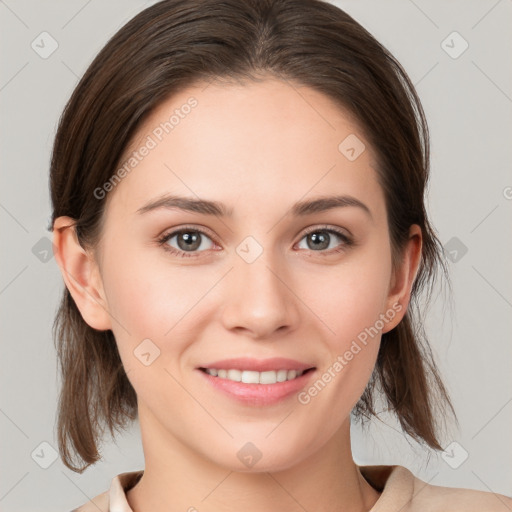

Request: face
left=79, top=78, right=413, bottom=471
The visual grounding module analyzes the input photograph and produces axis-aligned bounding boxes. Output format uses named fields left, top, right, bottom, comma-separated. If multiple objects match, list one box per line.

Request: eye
left=296, top=226, right=353, bottom=255
left=157, top=224, right=354, bottom=259
left=157, top=227, right=216, bottom=258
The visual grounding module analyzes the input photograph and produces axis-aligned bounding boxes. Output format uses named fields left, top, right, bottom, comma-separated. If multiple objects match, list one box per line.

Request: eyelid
left=158, top=224, right=218, bottom=243
left=299, top=223, right=352, bottom=239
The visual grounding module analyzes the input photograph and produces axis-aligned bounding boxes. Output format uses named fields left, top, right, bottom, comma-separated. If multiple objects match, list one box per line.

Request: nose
left=220, top=247, right=301, bottom=339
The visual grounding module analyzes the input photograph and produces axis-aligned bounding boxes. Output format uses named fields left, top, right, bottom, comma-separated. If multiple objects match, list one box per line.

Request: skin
left=53, top=77, right=422, bottom=512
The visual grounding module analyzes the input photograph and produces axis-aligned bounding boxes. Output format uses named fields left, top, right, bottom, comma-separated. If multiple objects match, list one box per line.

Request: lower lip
left=196, top=368, right=316, bottom=406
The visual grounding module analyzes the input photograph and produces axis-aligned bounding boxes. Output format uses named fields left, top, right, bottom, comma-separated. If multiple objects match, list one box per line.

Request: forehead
left=104, top=78, right=384, bottom=220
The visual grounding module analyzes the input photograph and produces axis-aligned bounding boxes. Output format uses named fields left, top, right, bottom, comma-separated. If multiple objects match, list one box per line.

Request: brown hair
left=49, top=0, right=457, bottom=473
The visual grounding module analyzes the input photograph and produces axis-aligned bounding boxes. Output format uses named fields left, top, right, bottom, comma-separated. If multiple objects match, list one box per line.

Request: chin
left=207, top=439, right=312, bottom=474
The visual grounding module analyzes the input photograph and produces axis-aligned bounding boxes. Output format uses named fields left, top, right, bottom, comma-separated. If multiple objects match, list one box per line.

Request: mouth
left=198, top=366, right=316, bottom=385
left=196, top=364, right=318, bottom=406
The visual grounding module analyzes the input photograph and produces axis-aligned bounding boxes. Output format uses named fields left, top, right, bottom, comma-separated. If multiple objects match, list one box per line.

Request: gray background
left=1, top=0, right=511, bottom=510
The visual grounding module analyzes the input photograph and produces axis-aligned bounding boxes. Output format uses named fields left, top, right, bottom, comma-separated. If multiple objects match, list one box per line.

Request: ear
left=52, top=216, right=112, bottom=331
left=381, top=224, right=422, bottom=333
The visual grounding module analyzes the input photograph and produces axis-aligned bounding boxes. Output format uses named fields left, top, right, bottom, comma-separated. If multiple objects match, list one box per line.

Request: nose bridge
left=221, top=235, right=299, bottom=336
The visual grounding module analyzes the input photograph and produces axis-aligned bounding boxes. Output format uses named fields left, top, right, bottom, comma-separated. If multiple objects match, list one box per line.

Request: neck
left=127, top=403, right=380, bottom=512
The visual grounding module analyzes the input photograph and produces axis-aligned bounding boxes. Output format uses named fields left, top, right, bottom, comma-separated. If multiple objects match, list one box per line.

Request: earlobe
left=382, top=225, right=423, bottom=333
left=52, top=216, right=112, bottom=331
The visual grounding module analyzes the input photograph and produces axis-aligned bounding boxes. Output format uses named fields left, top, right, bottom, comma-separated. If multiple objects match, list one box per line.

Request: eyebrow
left=136, top=193, right=372, bottom=220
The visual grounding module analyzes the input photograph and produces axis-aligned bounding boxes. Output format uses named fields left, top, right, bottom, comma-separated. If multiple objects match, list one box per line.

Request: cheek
left=99, top=245, right=208, bottom=364
left=303, top=248, right=392, bottom=347
left=297, top=243, right=392, bottom=404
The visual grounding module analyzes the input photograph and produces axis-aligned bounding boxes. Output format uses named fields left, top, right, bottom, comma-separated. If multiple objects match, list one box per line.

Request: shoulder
left=69, top=470, right=143, bottom=512
left=411, top=481, right=512, bottom=511
left=69, top=490, right=109, bottom=512
left=406, top=467, right=512, bottom=512
left=360, top=464, right=512, bottom=512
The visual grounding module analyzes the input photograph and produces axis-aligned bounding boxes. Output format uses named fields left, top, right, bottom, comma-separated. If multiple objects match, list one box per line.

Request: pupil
left=179, top=231, right=200, bottom=251
left=309, top=231, right=329, bottom=250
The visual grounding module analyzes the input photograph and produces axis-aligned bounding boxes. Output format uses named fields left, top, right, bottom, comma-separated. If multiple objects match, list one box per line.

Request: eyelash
left=156, top=224, right=354, bottom=259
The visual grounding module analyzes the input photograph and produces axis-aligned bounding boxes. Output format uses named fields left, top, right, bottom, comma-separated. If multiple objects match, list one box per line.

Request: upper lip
left=198, top=357, right=316, bottom=372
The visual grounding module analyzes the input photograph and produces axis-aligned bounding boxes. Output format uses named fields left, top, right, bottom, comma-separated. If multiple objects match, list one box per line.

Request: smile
left=199, top=367, right=315, bottom=384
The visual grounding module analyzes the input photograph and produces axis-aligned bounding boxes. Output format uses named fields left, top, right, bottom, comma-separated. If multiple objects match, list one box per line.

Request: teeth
left=204, top=368, right=305, bottom=384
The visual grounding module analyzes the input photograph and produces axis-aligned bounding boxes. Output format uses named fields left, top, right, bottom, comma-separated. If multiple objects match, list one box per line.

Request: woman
left=50, top=0, right=511, bottom=510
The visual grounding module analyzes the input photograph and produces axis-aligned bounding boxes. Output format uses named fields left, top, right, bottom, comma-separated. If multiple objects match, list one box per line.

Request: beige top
left=72, top=464, right=512, bottom=511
